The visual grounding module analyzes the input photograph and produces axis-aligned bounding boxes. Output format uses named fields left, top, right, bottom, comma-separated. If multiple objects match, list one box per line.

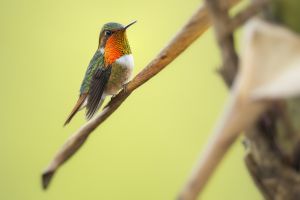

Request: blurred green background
left=0, top=0, right=262, bottom=199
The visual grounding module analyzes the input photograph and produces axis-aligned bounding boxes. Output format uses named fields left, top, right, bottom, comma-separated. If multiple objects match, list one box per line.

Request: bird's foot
left=109, top=83, right=129, bottom=101
left=111, top=94, right=117, bottom=100
left=122, top=82, right=129, bottom=93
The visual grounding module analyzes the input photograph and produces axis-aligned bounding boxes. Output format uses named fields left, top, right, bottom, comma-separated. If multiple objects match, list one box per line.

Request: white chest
left=115, top=54, right=134, bottom=70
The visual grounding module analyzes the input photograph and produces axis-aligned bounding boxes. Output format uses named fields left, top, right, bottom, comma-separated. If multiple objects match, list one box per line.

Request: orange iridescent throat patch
left=104, top=31, right=131, bottom=65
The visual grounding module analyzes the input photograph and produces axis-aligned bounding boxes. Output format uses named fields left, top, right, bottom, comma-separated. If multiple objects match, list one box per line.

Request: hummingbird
left=64, top=21, right=136, bottom=125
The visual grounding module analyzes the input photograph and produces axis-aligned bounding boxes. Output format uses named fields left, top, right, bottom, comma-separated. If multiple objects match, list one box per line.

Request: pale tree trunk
left=244, top=1, right=300, bottom=199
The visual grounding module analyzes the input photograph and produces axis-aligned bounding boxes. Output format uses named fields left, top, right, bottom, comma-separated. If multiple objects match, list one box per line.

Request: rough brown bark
left=244, top=102, right=300, bottom=200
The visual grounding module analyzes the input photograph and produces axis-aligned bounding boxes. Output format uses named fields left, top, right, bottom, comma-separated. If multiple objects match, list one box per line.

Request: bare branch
left=208, top=0, right=239, bottom=86
left=42, top=0, right=241, bottom=189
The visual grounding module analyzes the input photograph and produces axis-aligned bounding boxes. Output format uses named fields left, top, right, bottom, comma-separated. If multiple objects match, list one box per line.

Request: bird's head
left=98, top=21, right=136, bottom=65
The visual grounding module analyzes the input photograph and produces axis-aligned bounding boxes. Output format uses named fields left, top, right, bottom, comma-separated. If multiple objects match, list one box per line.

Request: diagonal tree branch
left=41, top=0, right=240, bottom=190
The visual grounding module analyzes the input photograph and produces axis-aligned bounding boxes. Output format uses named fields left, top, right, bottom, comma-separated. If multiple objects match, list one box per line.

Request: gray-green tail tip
left=41, top=170, right=55, bottom=190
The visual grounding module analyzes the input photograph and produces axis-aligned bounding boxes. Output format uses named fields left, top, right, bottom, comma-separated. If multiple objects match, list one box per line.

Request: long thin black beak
left=124, top=20, right=137, bottom=30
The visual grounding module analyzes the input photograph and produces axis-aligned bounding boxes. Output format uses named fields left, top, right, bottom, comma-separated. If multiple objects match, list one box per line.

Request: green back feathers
left=80, top=49, right=104, bottom=94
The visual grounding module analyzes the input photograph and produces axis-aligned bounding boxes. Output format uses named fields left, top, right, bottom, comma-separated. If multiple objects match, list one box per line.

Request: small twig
left=41, top=0, right=240, bottom=189
left=208, top=0, right=239, bottom=86
left=227, top=0, right=269, bottom=35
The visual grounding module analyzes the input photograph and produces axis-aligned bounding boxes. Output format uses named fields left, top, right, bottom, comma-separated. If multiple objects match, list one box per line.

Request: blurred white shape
left=217, top=17, right=300, bottom=138
left=245, top=18, right=300, bottom=100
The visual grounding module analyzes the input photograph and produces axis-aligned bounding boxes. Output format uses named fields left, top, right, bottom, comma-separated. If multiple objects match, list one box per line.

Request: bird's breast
left=115, top=54, right=134, bottom=70
left=104, top=54, right=134, bottom=95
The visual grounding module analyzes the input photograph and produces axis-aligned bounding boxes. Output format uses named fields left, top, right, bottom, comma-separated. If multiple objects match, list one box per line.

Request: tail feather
left=64, top=94, right=88, bottom=126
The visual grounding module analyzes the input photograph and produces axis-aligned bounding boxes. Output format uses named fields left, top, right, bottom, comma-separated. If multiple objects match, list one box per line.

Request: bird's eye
left=104, top=30, right=112, bottom=36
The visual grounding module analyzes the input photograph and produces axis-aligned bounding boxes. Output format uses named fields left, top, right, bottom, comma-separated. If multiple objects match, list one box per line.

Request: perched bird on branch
left=64, top=21, right=136, bottom=125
